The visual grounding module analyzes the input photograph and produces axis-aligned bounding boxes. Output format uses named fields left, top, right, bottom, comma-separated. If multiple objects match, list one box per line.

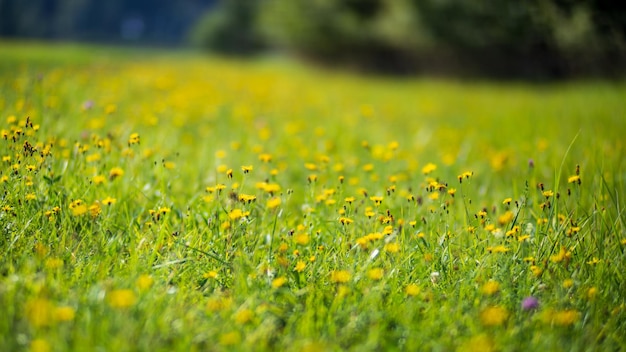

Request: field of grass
left=1, top=41, right=625, bottom=351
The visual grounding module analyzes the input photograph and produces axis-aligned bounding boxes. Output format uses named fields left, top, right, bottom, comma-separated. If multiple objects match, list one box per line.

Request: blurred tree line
left=0, top=0, right=215, bottom=44
left=191, top=0, right=626, bottom=78
left=2, top=0, right=625, bottom=77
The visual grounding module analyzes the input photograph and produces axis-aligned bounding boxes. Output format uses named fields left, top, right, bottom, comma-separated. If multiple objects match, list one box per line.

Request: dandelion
left=367, top=268, right=384, bottom=281
left=241, top=165, right=253, bottom=173
left=102, top=196, right=116, bottom=205
left=502, top=197, right=512, bottom=205
left=54, top=306, right=76, bottom=322
left=330, top=270, right=351, bottom=283
left=384, top=242, right=400, bottom=253
left=267, top=197, right=281, bottom=209
left=89, top=203, right=101, bottom=217
left=568, top=175, right=581, bottom=184
left=480, top=306, right=509, bottom=326
left=370, top=196, right=383, bottom=206
left=497, top=211, right=514, bottom=225
left=234, top=309, right=254, bottom=324
left=562, top=279, right=574, bottom=289
left=294, top=233, right=310, bottom=245
left=339, top=217, right=353, bottom=225
left=405, top=284, right=420, bottom=296
left=128, top=132, right=140, bottom=145
left=25, top=298, right=54, bottom=327
left=93, top=175, right=106, bottom=185
left=109, top=167, right=124, bottom=180
left=422, top=163, right=437, bottom=175
left=136, top=275, right=154, bottom=291
left=107, top=289, right=137, bottom=309
left=481, top=281, right=500, bottom=296
left=294, top=261, right=306, bottom=273
left=69, top=200, right=87, bottom=216
left=204, top=271, right=219, bottom=279
left=271, top=277, right=287, bottom=288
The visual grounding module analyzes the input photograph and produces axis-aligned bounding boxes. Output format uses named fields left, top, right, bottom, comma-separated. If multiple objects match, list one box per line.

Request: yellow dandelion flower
left=480, top=306, right=509, bottom=326
left=367, top=268, right=384, bottom=280
left=530, top=265, right=543, bottom=277
left=502, top=197, right=512, bottom=205
left=330, top=270, right=351, bottom=283
left=128, top=132, right=140, bottom=145
left=93, top=175, right=106, bottom=185
left=234, top=309, right=254, bottom=324
left=241, top=165, right=253, bottom=173
left=271, top=277, right=287, bottom=288
left=295, top=233, right=310, bottom=245
left=552, top=309, right=580, bottom=326
left=567, top=175, right=581, bottom=184
left=107, top=289, right=137, bottom=309
left=54, top=306, right=76, bottom=322
left=71, top=204, right=87, bottom=217
left=384, top=242, right=400, bottom=253
left=136, top=275, right=154, bottom=291
left=102, top=196, right=117, bottom=205
left=422, top=163, right=437, bottom=175
left=25, top=298, right=54, bottom=327
left=498, top=211, right=514, bottom=225
left=203, top=271, right=219, bottom=279
left=267, top=197, right=281, bottom=209
left=587, top=287, right=598, bottom=300
left=405, top=284, right=420, bottom=297
left=481, top=281, right=500, bottom=296
left=562, top=279, right=574, bottom=289
left=294, top=261, right=306, bottom=273
left=339, top=217, right=353, bottom=225
left=89, top=203, right=101, bottom=217
left=109, top=167, right=124, bottom=180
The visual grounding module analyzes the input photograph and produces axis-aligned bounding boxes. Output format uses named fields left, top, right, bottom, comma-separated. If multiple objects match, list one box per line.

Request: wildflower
left=339, top=217, right=353, bottom=225
left=458, top=171, right=473, bottom=183
left=226, top=168, right=233, bottom=178
left=259, top=153, right=272, bottom=162
left=586, top=257, right=601, bottom=265
left=163, top=161, right=175, bottom=169
left=109, top=167, right=124, bottom=180
left=370, top=196, right=383, bottom=206
left=530, top=265, right=543, bottom=277
left=367, top=268, right=384, bottom=281
left=267, top=197, right=281, bottom=209
left=271, top=277, right=287, bottom=288
left=204, top=271, right=218, bottom=279
left=25, top=298, right=54, bottom=327
left=136, top=275, right=154, bottom=291
left=128, top=132, right=140, bottom=145
left=25, top=193, right=37, bottom=201
left=93, top=175, right=106, bottom=185
left=422, top=163, right=437, bottom=175
left=562, top=279, right=574, bottom=289
left=239, top=194, right=257, bottom=203
left=405, top=284, right=420, bottom=297
left=304, top=162, right=317, bottom=170
left=568, top=175, right=581, bottom=184
left=550, top=247, right=571, bottom=263
left=480, top=306, right=509, bottom=326
left=102, top=197, right=116, bottom=205
left=54, top=306, right=76, bottom=322
left=498, top=211, right=514, bottom=226
left=487, top=245, right=509, bottom=254
left=69, top=200, right=87, bottom=216
left=384, top=242, right=400, bottom=253
left=542, top=190, right=554, bottom=198
left=330, top=270, right=351, bottom=283
left=241, top=165, right=253, bottom=173
left=228, top=209, right=249, bottom=220
left=448, top=188, right=456, bottom=196
left=234, top=309, right=254, bottom=324
left=294, top=261, right=306, bottom=273
left=587, top=287, right=598, bottom=300
left=545, top=309, right=580, bottom=326
left=295, top=233, right=310, bottom=245
left=344, top=197, right=355, bottom=204
left=502, top=197, right=512, bottom=205
left=107, top=289, right=137, bottom=309
left=89, top=203, right=101, bottom=217
left=481, top=281, right=500, bottom=296
left=521, top=297, right=539, bottom=311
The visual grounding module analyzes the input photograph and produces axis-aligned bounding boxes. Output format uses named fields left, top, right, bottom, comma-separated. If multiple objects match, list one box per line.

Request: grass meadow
left=1, top=41, right=625, bottom=351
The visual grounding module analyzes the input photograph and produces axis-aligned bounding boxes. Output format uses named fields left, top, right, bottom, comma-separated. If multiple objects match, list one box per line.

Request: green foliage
left=189, top=0, right=265, bottom=55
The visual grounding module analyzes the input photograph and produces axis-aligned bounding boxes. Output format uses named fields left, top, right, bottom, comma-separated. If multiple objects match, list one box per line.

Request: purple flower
left=522, top=296, right=539, bottom=311
left=82, top=100, right=94, bottom=110
left=528, top=159, right=535, bottom=168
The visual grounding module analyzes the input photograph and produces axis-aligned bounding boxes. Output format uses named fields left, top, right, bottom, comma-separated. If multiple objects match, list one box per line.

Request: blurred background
left=1, top=0, right=625, bottom=78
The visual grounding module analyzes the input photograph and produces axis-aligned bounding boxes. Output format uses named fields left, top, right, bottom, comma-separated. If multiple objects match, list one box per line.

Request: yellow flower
left=102, top=196, right=117, bottom=205
left=295, top=233, right=310, bottom=245
left=228, top=208, right=249, bottom=220
left=567, top=175, right=581, bottom=184
left=54, top=306, right=76, bottom=322
left=384, top=242, right=400, bottom=253
left=422, top=163, right=437, bottom=175
left=25, top=298, right=54, bottom=327
left=481, top=281, right=500, bottom=296
left=293, top=261, right=306, bottom=273
left=234, top=309, right=254, bottom=324
left=219, top=331, right=241, bottom=346
left=339, top=217, right=353, bottom=225
left=271, top=277, right=287, bottom=288
left=330, top=270, right=351, bottom=283
left=480, top=306, right=509, bottom=326
left=93, top=175, right=106, bottom=185
left=267, top=197, right=281, bottom=209
left=107, top=289, right=137, bottom=309
left=562, top=279, right=574, bottom=289
left=370, top=196, right=384, bottom=206
left=109, top=167, right=124, bottom=180
left=203, top=271, right=219, bottom=279
left=241, top=165, right=253, bottom=173
left=128, top=132, right=140, bottom=145
left=497, top=211, right=514, bottom=225
left=367, top=268, right=384, bottom=281
left=136, top=275, right=154, bottom=291
left=405, top=284, right=421, bottom=297
left=502, top=197, right=512, bottom=205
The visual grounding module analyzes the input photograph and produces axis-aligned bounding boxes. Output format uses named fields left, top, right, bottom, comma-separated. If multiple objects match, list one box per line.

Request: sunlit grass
left=1, top=41, right=625, bottom=351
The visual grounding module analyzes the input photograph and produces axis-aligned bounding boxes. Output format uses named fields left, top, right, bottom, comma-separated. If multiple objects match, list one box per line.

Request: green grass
left=1, top=40, right=625, bottom=351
